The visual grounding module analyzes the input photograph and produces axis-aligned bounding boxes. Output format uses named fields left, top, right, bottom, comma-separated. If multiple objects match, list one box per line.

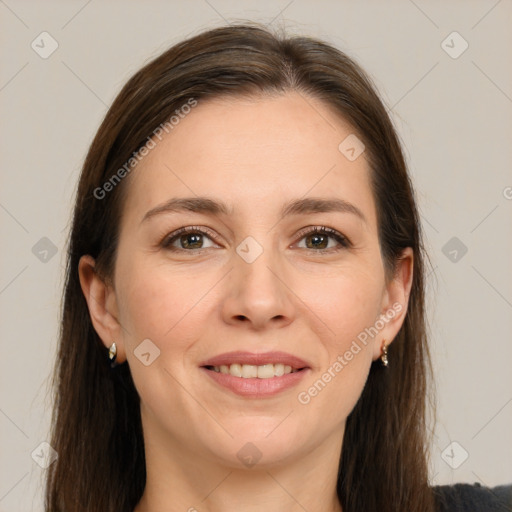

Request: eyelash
left=160, top=225, right=351, bottom=254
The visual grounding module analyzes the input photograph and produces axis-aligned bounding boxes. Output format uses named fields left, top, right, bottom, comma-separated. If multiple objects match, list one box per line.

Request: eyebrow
left=141, top=196, right=367, bottom=224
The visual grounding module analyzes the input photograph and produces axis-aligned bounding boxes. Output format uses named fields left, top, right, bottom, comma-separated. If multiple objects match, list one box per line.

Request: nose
left=221, top=243, right=296, bottom=331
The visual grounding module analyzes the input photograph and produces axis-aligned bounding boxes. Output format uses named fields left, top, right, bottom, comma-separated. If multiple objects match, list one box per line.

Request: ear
left=372, top=247, right=414, bottom=361
left=78, top=255, right=127, bottom=363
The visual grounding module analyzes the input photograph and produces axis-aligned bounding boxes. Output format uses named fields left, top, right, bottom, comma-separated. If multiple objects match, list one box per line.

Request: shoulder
left=431, top=482, right=512, bottom=512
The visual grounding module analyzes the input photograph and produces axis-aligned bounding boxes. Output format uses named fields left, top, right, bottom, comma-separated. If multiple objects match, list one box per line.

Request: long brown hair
left=46, top=23, right=435, bottom=512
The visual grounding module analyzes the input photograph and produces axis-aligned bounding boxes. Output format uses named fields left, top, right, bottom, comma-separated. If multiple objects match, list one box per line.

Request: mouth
left=198, top=351, right=311, bottom=398
left=202, top=363, right=306, bottom=379
left=200, top=363, right=311, bottom=400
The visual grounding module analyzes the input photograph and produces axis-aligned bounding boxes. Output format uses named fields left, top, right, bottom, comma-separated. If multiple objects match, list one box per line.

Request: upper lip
left=199, top=351, right=311, bottom=369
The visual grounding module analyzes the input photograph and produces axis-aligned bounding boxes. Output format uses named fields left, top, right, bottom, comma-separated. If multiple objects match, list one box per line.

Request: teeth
left=210, top=363, right=300, bottom=379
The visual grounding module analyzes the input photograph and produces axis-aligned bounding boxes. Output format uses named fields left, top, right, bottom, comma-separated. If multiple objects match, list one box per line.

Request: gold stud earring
left=108, top=342, right=117, bottom=367
left=380, top=340, right=389, bottom=367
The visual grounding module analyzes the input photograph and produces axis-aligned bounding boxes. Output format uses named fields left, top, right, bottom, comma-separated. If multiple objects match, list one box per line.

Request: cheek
left=311, top=264, right=384, bottom=343
left=115, top=263, right=208, bottom=410
left=297, top=275, right=379, bottom=420
left=300, top=265, right=382, bottom=402
left=115, top=258, right=205, bottom=347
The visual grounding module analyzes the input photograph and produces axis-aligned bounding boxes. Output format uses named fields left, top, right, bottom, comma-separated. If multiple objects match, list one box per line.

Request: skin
left=79, top=91, right=413, bottom=512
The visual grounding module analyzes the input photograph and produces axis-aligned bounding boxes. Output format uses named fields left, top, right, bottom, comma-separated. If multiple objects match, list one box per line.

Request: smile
left=200, top=366, right=310, bottom=398
left=205, top=363, right=303, bottom=379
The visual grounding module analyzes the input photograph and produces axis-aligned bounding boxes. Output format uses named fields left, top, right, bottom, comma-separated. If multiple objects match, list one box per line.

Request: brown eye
left=177, top=232, right=204, bottom=249
left=296, top=226, right=350, bottom=252
left=306, top=233, right=327, bottom=249
left=161, top=227, right=218, bottom=251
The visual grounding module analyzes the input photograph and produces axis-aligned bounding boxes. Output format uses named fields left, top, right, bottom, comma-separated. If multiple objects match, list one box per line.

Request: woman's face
left=81, top=91, right=412, bottom=469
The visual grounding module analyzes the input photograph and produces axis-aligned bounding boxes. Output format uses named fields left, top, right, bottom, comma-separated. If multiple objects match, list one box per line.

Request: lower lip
left=200, top=367, right=310, bottom=398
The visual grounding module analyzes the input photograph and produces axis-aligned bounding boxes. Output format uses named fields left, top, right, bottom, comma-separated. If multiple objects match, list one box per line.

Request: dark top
left=432, top=482, right=512, bottom=511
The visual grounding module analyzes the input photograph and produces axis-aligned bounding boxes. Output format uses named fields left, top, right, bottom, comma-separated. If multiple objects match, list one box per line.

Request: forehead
left=121, top=91, right=377, bottom=230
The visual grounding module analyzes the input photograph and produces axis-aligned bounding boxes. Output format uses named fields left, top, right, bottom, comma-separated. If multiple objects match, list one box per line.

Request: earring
left=380, top=340, right=389, bottom=367
left=108, top=342, right=117, bottom=367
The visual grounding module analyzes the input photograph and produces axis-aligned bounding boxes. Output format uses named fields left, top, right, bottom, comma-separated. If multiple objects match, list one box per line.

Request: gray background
left=1, top=1, right=511, bottom=510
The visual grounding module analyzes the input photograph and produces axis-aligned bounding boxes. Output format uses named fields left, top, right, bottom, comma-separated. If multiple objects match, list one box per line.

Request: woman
left=45, top=23, right=511, bottom=512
